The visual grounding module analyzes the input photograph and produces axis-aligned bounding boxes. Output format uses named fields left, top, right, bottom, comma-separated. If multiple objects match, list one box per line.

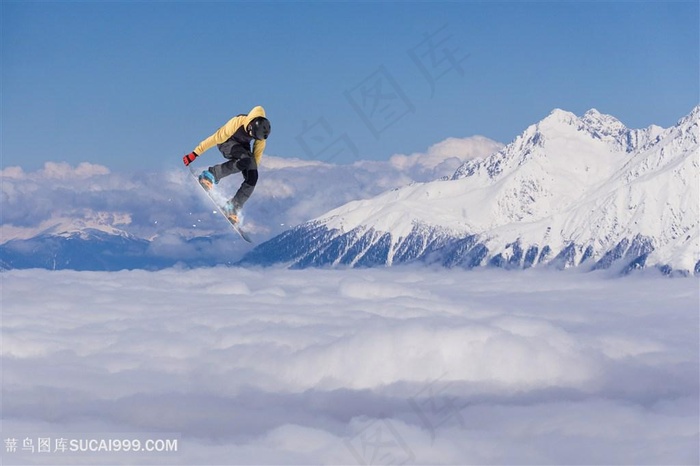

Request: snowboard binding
left=198, top=170, right=216, bottom=192
left=222, top=200, right=240, bottom=225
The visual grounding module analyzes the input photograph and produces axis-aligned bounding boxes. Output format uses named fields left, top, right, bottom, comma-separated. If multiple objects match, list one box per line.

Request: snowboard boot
left=198, top=170, right=216, bottom=191
left=222, top=200, right=240, bottom=225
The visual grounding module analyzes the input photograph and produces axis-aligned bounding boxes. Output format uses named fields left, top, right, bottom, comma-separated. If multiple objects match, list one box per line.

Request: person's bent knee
left=236, top=158, right=253, bottom=171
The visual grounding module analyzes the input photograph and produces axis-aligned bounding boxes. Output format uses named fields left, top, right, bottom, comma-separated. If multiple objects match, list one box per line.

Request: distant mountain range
left=241, top=106, right=699, bottom=275
left=0, top=228, right=240, bottom=271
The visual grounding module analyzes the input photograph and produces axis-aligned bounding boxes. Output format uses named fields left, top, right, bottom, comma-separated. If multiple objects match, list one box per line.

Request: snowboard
left=187, top=167, right=253, bottom=243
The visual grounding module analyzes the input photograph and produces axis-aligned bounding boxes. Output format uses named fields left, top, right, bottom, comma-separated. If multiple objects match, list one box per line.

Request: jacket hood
left=245, top=106, right=267, bottom=127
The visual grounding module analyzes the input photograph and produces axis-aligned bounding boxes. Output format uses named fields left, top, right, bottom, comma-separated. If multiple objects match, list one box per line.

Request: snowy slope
left=242, top=106, right=699, bottom=274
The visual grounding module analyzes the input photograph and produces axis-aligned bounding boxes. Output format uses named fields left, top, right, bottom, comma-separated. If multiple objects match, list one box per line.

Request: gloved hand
left=182, top=151, right=198, bottom=166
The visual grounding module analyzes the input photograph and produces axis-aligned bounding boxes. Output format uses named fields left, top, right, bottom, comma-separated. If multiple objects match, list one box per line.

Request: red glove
left=183, top=151, right=198, bottom=166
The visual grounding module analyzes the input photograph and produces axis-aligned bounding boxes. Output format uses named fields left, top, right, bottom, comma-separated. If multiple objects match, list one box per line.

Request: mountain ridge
left=241, top=106, right=699, bottom=275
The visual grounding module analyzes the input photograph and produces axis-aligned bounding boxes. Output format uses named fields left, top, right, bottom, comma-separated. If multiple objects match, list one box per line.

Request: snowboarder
left=182, top=105, right=271, bottom=224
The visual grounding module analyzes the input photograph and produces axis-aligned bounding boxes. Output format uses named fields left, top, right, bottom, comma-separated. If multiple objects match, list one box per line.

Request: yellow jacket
left=193, top=106, right=267, bottom=165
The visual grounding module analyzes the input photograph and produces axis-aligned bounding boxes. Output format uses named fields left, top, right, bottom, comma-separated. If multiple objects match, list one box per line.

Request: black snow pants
left=209, top=143, right=258, bottom=211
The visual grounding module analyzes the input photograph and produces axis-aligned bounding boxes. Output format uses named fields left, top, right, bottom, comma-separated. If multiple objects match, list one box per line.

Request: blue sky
left=3, top=1, right=698, bottom=171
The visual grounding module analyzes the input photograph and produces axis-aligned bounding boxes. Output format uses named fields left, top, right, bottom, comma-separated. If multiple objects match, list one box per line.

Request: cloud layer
left=2, top=267, right=698, bottom=464
left=0, top=136, right=502, bottom=251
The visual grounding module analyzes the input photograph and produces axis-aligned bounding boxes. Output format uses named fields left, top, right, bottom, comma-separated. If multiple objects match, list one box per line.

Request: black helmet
left=248, top=117, right=271, bottom=140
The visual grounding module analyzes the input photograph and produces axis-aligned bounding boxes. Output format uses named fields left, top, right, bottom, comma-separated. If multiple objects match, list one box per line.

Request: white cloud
left=1, top=161, right=112, bottom=180
left=1, top=142, right=505, bottom=252
left=389, top=135, right=503, bottom=179
left=260, top=155, right=330, bottom=170
left=2, top=268, right=698, bottom=464
left=39, top=161, right=111, bottom=179
left=0, top=166, right=25, bottom=179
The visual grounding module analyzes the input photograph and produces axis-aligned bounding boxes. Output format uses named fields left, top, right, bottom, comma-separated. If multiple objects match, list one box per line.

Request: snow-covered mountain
left=241, top=106, right=700, bottom=275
